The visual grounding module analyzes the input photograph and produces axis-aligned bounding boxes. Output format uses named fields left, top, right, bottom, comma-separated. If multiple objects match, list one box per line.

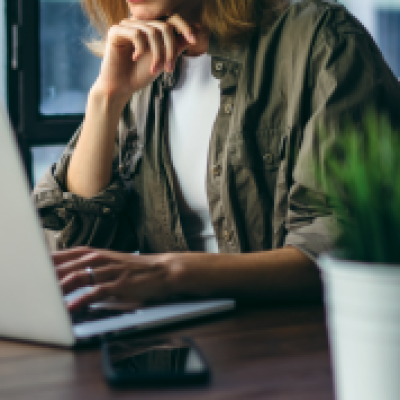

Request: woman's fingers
left=52, top=246, right=93, bottom=266
left=54, top=250, right=172, bottom=312
left=119, top=16, right=197, bottom=73
left=116, top=22, right=165, bottom=74
left=141, top=21, right=177, bottom=72
left=167, top=14, right=197, bottom=48
left=63, top=261, right=167, bottom=308
left=67, top=282, right=117, bottom=312
left=64, top=266, right=157, bottom=311
left=60, top=255, right=157, bottom=293
left=55, top=251, right=106, bottom=279
left=61, top=264, right=124, bottom=294
left=141, top=17, right=196, bottom=71
left=122, top=27, right=147, bottom=61
left=116, top=22, right=149, bottom=64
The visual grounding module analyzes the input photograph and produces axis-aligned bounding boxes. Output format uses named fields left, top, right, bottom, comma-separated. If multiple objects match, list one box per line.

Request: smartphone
left=101, top=336, right=210, bottom=386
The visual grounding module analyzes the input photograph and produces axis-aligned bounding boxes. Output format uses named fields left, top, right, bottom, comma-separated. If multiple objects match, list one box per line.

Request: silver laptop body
left=0, top=101, right=235, bottom=347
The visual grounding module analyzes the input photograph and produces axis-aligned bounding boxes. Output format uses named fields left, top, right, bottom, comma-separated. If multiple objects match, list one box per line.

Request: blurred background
left=1, top=0, right=400, bottom=185
left=0, top=0, right=5, bottom=105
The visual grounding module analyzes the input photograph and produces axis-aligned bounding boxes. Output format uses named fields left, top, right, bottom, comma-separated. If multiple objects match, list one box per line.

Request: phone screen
left=102, top=337, right=210, bottom=385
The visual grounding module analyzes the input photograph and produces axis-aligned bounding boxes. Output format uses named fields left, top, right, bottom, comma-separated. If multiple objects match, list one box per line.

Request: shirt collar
left=207, top=32, right=249, bottom=64
left=159, top=32, right=249, bottom=91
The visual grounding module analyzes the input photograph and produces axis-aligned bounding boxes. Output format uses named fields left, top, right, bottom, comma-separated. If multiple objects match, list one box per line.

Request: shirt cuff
left=284, top=216, right=339, bottom=263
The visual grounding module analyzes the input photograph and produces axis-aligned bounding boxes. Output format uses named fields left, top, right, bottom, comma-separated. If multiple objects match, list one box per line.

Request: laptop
left=0, top=101, right=235, bottom=347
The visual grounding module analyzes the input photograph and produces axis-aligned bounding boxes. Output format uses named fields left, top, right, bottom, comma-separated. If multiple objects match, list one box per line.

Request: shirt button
left=223, top=230, right=233, bottom=242
left=119, top=164, right=124, bottom=173
left=215, top=61, right=224, bottom=71
left=264, top=153, right=274, bottom=165
left=224, top=103, right=234, bottom=115
left=103, top=207, right=111, bottom=214
left=211, top=164, right=222, bottom=177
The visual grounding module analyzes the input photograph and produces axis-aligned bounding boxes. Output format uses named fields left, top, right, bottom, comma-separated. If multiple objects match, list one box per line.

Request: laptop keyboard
left=71, top=308, right=127, bottom=324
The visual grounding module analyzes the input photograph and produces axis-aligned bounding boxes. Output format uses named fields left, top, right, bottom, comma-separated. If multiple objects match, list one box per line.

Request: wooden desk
left=0, top=306, right=334, bottom=399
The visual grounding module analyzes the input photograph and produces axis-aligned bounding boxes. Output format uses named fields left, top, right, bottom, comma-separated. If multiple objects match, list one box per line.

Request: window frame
left=7, top=0, right=84, bottom=183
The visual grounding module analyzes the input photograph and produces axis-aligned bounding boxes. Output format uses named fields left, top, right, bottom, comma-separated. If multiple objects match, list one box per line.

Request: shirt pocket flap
left=261, top=128, right=289, bottom=171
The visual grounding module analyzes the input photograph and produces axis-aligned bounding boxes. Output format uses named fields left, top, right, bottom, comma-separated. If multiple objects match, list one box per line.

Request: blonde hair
left=202, top=0, right=289, bottom=43
left=81, top=0, right=289, bottom=56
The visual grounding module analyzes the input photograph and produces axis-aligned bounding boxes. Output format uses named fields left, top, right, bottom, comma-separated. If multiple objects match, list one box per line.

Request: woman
left=34, top=0, right=400, bottom=311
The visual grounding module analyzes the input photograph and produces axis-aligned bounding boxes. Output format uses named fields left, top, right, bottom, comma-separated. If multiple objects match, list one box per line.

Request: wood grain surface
left=0, top=306, right=334, bottom=400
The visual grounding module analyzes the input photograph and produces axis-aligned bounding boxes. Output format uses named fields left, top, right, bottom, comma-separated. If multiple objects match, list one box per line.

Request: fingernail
left=152, top=65, right=162, bottom=75
left=166, top=62, right=174, bottom=72
left=189, top=34, right=196, bottom=43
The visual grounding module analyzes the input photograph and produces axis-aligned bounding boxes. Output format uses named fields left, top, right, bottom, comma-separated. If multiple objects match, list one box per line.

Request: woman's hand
left=94, top=14, right=197, bottom=102
left=53, top=246, right=319, bottom=312
left=54, top=247, right=182, bottom=312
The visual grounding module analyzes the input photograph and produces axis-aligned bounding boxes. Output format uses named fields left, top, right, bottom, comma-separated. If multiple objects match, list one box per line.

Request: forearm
left=55, top=246, right=320, bottom=311
left=66, top=84, right=128, bottom=198
left=171, top=247, right=321, bottom=303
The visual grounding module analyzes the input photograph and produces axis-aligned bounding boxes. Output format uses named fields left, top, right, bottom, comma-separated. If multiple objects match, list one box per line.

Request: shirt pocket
left=255, top=127, right=289, bottom=195
left=228, top=127, right=288, bottom=198
left=259, top=128, right=288, bottom=172
left=229, top=128, right=286, bottom=166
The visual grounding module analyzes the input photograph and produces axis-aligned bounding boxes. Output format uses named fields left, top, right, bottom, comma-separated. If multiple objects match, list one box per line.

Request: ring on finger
left=86, top=267, right=96, bottom=286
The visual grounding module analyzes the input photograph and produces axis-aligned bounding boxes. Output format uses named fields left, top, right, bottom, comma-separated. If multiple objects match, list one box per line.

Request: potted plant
left=316, top=113, right=400, bottom=400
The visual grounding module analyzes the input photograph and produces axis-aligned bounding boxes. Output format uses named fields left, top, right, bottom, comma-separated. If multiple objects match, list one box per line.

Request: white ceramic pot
left=318, top=254, right=400, bottom=400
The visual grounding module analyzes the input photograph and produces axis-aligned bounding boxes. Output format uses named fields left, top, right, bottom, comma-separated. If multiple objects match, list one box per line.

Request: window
left=33, top=0, right=101, bottom=185
left=7, top=0, right=101, bottom=185
left=40, top=0, right=100, bottom=116
left=32, top=145, right=65, bottom=186
left=7, top=0, right=400, bottom=185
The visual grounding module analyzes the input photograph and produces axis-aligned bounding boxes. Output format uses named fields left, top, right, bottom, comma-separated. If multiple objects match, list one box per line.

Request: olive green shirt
left=33, top=0, right=400, bottom=262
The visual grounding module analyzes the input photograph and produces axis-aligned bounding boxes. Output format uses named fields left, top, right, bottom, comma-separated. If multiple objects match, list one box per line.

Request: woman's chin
left=129, top=6, right=168, bottom=21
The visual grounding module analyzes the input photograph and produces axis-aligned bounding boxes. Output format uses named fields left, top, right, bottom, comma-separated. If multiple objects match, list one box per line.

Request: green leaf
left=315, top=112, right=400, bottom=264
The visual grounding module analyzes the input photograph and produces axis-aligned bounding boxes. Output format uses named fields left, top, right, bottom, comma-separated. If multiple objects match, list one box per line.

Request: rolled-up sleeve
left=32, top=123, right=136, bottom=252
left=284, top=9, right=400, bottom=262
